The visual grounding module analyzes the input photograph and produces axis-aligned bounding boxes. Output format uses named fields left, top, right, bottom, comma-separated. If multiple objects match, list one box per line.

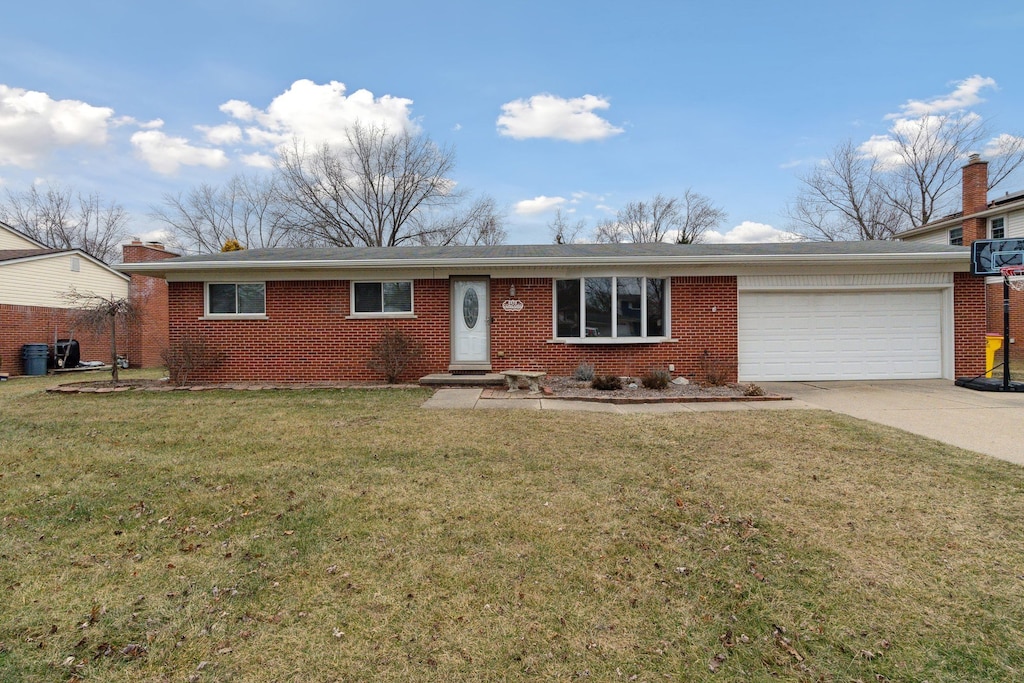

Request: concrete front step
left=419, top=373, right=506, bottom=387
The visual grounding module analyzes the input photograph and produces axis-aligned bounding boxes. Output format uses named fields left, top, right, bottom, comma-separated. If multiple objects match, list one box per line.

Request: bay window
left=555, top=276, right=668, bottom=340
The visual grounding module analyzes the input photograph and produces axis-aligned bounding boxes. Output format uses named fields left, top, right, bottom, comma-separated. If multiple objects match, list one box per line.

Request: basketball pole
left=1005, top=276, right=1012, bottom=390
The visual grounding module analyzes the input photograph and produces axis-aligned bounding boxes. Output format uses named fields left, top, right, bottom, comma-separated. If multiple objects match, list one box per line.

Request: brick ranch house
left=117, top=241, right=986, bottom=384
left=898, top=154, right=1024, bottom=357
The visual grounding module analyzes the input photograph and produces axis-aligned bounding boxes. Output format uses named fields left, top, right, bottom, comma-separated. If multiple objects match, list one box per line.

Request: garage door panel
left=739, top=291, right=943, bottom=381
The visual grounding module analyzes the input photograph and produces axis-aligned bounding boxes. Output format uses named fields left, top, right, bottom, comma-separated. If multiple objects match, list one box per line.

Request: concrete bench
left=499, top=370, right=546, bottom=394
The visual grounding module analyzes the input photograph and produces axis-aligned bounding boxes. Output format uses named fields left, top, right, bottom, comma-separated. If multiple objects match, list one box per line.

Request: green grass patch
left=1, top=372, right=1023, bottom=680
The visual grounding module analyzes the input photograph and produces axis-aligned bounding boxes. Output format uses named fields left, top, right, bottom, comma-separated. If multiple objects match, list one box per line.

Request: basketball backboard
left=970, top=238, right=1024, bottom=276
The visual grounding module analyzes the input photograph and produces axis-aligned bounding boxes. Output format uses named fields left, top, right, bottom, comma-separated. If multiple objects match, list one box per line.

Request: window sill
left=201, top=314, right=269, bottom=321
left=345, top=313, right=417, bottom=320
left=547, top=337, right=677, bottom=345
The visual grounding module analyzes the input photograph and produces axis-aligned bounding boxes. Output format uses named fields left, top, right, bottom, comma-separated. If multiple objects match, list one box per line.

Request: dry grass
left=1, top=372, right=1024, bottom=681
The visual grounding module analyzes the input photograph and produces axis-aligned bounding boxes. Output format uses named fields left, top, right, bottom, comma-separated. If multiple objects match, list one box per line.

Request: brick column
left=122, top=241, right=178, bottom=368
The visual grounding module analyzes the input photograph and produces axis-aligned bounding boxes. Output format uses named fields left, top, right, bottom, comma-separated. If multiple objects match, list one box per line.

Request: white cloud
left=514, top=195, right=566, bottom=215
left=887, top=75, right=996, bottom=119
left=983, top=132, right=1024, bottom=158
left=196, top=123, right=243, bottom=145
left=497, top=94, right=624, bottom=142
left=0, top=85, right=114, bottom=167
left=130, top=130, right=229, bottom=175
left=702, top=221, right=802, bottom=244
left=240, top=152, right=275, bottom=169
left=220, top=79, right=417, bottom=150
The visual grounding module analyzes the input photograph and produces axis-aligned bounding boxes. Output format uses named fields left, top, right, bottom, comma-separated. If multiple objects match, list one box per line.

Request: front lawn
left=1, top=373, right=1022, bottom=681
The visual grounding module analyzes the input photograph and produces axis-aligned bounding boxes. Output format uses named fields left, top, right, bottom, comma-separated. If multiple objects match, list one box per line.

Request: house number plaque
left=502, top=299, right=524, bottom=312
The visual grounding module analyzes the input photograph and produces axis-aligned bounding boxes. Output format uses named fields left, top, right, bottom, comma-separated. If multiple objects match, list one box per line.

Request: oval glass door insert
left=463, top=288, right=479, bottom=328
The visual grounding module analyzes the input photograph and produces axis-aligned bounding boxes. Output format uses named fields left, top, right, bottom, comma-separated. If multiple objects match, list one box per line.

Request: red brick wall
left=955, top=272, right=987, bottom=376
left=985, top=281, right=1024, bottom=360
left=168, top=276, right=739, bottom=384
left=0, top=304, right=127, bottom=375
left=488, top=276, right=736, bottom=381
left=123, top=243, right=177, bottom=368
left=168, top=279, right=451, bottom=383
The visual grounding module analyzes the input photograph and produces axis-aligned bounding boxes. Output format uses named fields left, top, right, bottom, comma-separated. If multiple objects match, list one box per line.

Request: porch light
left=509, top=284, right=516, bottom=297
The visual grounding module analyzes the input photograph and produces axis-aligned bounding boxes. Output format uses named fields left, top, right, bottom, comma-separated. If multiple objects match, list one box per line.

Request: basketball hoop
left=1001, top=266, right=1024, bottom=292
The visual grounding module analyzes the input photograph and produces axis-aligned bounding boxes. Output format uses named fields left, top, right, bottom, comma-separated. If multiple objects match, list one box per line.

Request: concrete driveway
left=761, top=379, right=1024, bottom=466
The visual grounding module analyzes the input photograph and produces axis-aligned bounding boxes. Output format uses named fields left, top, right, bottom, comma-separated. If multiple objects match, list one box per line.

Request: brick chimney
left=122, top=240, right=179, bottom=369
left=961, top=153, right=989, bottom=247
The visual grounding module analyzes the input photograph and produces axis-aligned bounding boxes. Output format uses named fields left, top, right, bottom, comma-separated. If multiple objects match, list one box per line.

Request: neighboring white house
left=0, top=221, right=131, bottom=374
left=897, top=154, right=1024, bottom=356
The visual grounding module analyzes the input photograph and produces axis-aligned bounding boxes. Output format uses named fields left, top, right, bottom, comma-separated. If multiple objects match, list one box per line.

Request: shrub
left=698, top=351, right=737, bottom=386
left=591, top=374, right=623, bottom=391
left=640, top=369, right=671, bottom=390
left=743, top=383, right=766, bottom=397
left=161, top=334, right=225, bottom=386
left=367, top=327, right=424, bottom=383
left=572, top=362, right=596, bottom=382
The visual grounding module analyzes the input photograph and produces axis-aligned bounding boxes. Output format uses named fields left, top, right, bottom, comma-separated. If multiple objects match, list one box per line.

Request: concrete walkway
left=423, top=381, right=1024, bottom=466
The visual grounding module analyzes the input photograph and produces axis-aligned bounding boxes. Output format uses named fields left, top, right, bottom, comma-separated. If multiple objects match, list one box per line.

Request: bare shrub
left=591, top=374, right=623, bottom=391
left=368, top=327, right=424, bottom=383
left=743, top=383, right=766, bottom=397
left=641, top=369, right=671, bottom=390
left=572, top=362, right=596, bottom=382
left=161, top=334, right=225, bottom=386
left=699, top=351, right=737, bottom=386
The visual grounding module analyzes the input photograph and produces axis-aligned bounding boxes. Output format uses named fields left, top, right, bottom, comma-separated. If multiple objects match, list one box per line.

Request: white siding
left=0, top=254, right=129, bottom=307
left=1005, top=209, right=1024, bottom=238
left=902, top=228, right=955, bottom=245
left=0, top=226, right=40, bottom=249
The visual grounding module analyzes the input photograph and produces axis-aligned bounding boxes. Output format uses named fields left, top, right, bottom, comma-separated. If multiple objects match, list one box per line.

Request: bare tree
left=151, top=174, right=293, bottom=254
left=675, top=189, right=728, bottom=244
left=414, top=195, right=508, bottom=246
left=275, top=123, right=502, bottom=247
left=592, top=192, right=726, bottom=244
left=789, top=140, right=908, bottom=241
left=548, top=209, right=586, bottom=244
left=63, top=288, right=139, bottom=383
left=790, top=114, right=1024, bottom=240
left=0, top=185, right=129, bottom=262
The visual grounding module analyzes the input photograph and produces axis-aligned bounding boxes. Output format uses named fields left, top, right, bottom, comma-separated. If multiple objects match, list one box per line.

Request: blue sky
left=2, top=0, right=1024, bottom=245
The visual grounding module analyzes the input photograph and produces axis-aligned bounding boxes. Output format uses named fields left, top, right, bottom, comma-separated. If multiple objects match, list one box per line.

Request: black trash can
left=53, top=339, right=81, bottom=369
left=21, top=344, right=49, bottom=376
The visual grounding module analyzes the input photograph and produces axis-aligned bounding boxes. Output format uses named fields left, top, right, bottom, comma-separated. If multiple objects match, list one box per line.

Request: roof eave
left=117, top=251, right=970, bottom=277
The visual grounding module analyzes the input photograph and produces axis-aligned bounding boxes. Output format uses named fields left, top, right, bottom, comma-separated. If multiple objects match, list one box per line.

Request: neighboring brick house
left=118, top=242, right=985, bottom=384
left=0, top=222, right=175, bottom=376
left=898, top=154, right=1024, bottom=357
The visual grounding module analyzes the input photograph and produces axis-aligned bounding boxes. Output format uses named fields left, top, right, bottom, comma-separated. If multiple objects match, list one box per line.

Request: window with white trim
left=206, top=283, right=266, bottom=316
left=554, top=277, right=667, bottom=340
left=352, top=281, right=413, bottom=315
left=949, top=226, right=963, bottom=246
left=990, top=216, right=1006, bottom=239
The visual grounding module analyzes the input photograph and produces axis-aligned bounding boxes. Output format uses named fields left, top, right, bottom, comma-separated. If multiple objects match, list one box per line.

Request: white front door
left=451, top=279, right=490, bottom=367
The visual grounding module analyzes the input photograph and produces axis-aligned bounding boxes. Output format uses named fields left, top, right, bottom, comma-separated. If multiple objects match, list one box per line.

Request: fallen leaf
left=708, top=652, right=727, bottom=672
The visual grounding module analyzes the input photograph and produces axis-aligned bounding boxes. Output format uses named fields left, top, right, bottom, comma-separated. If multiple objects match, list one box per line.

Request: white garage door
left=738, top=290, right=943, bottom=381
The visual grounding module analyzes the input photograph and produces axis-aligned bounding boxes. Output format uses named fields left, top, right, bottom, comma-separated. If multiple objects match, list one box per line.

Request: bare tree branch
left=62, top=288, right=140, bottom=383
left=592, top=191, right=726, bottom=244
left=0, top=185, right=128, bottom=262
left=548, top=209, right=587, bottom=244
left=151, top=174, right=293, bottom=253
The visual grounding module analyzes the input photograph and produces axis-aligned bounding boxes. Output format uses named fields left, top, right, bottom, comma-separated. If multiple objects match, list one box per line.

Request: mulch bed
left=483, top=376, right=788, bottom=404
